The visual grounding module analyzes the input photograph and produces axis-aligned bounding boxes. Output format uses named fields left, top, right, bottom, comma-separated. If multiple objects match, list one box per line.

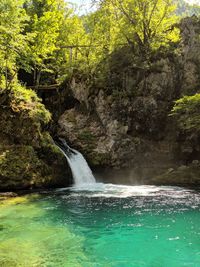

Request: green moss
left=89, top=152, right=110, bottom=167
left=0, top=83, right=71, bottom=190
left=64, top=112, right=77, bottom=124
left=0, top=142, right=71, bottom=190
left=10, top=83, right=51, bottom=125
left=38, top=132, right=66, bottom=163
left=40, top=132, right=60, bottom=153
left=0, top=145, right=51, bottom=189
left=78, top=129, right=97, bottom=148
left=78, top=130, right=93, bottom=140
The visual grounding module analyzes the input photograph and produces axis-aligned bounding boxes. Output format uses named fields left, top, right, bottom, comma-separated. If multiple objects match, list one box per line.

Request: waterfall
left=56, top=138, right=96, bottom=186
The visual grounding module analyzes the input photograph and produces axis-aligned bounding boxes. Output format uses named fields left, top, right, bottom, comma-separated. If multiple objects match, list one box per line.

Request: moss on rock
left=87, top=152, right=111, bottom=167
left=0, top=84, right=71, bottom=191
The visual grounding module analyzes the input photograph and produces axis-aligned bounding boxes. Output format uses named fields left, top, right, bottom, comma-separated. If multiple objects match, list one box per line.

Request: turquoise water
left=0, top=184, right=200, bottom=267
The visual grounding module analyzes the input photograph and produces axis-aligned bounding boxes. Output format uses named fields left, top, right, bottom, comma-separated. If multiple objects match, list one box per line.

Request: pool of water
left=0, top=184, right=200, bottom=267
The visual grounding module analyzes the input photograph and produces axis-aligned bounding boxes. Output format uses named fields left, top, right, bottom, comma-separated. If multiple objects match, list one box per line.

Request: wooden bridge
left=28, top=84, right=60, bottom=92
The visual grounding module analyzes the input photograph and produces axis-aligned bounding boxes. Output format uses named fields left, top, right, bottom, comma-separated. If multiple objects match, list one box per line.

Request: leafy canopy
left=0, top=0, right=182, bottom=86
left=92, top=0, right=180, bottom=58
left=0, top=0, right=29, bottom=88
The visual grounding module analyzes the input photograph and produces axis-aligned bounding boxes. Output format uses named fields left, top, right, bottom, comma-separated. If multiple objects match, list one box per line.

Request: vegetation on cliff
left=0, top=0, right=181, bottom=88
left=0, top=83, right=71, bottom=190
left=0, top=0, right=197, bottom=88
left=171, top=94, right=200, bottom=134
left=0, top=0, right=200, bottom=189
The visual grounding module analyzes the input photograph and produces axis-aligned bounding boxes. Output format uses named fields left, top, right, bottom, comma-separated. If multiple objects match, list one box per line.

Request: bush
left=171, top=93, right=200, bottom=133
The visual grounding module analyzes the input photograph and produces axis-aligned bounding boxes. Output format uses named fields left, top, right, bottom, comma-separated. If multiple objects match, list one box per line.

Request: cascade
left=56, top=138, right=96, bottom=186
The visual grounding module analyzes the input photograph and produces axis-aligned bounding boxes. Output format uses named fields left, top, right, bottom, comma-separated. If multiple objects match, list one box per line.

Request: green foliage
left=0, top=83, right=70, bottom=190
left=0, top=0, right=181, bottom=85
left=23, top=0, right=89, bottom=84
left=55, top=14, right=87, bottom=79
left=24, top=0, right=68, bottom=84
left=10, top=83, right=51, bottom=124
left=0, top=0, right=30, bottom=88
left=92, top=0, right=180, bottom=60
left=171, top=93, right=200, bottom=132
left=78, top=4, right=121, bottom=72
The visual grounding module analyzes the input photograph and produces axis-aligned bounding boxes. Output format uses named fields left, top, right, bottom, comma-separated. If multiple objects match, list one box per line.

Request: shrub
left=171, top=93, right=200, bottom=133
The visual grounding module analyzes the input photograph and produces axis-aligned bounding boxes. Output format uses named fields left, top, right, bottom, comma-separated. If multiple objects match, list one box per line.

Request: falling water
left=57, top=138, right=96, bottom=186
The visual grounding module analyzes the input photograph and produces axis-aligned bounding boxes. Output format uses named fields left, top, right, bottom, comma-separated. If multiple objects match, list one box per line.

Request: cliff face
left=57, top=17, right=200, bottom=186
left=0, top=84, right=71, bottom=191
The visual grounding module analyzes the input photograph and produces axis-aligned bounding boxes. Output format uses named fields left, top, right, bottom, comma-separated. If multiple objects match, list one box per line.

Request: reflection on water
left=0, top=185, right=200, bottom=267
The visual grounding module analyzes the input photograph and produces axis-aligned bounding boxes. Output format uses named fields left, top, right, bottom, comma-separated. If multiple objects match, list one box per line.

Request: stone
left=178, top=165, right=188, bottom=171
left=192, top=160, right=199, bottom=166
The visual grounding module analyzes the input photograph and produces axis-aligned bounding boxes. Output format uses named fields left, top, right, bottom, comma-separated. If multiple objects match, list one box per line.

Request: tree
left=93, top=0, right=179, bottom=59
left=0, top=0, right=29, bottom=89
left=54, top=13, right=87, bottom=80
left=24, top=0, right=65, bottom=85
left=23, top=0, right=88, bottom=85
left=80, top=3, right=121, bottom=72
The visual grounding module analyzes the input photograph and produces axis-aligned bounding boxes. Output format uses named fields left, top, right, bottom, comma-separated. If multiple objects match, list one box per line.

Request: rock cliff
left=57, top=17, right=200, bottom=186
left=0, top=84, right=71, bottom=191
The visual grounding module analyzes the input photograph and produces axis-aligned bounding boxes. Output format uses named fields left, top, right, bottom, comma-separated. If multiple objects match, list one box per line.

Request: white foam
left=61, top=184, right=195, bottom=199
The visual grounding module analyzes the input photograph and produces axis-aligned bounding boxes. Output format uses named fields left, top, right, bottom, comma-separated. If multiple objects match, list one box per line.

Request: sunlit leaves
left=0, top=0, right=29, bottom=87
left=0, top=0, right=181, bottom=86
left=97, top=0, right=180, bottom=56
left=171, top=94, right=200, bottom=133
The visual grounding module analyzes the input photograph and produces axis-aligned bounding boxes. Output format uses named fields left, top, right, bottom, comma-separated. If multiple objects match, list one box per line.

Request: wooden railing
left=28, top=84, right=60, bottom=91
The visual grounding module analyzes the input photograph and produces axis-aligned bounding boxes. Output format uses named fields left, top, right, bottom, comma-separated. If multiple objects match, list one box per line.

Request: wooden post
left=69, top=47, right=73, bottom=66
